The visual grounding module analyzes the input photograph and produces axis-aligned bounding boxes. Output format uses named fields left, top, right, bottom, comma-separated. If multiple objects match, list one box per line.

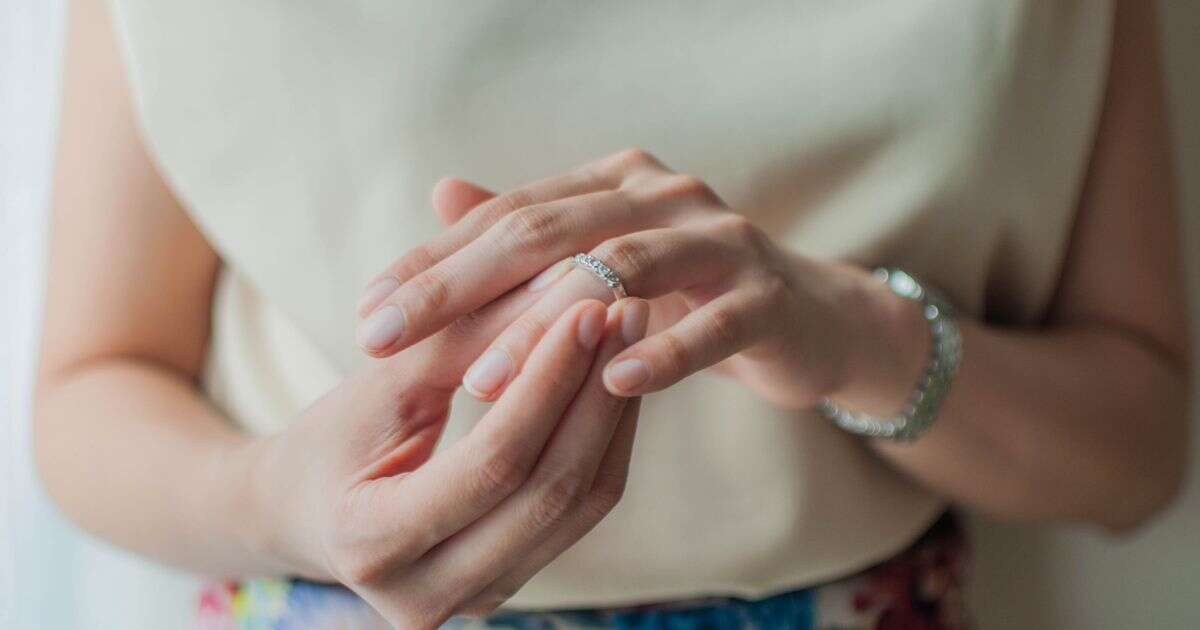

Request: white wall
left=2, top=1, right=66, bottom=628
left=2, top=2, right=1198, bottom=628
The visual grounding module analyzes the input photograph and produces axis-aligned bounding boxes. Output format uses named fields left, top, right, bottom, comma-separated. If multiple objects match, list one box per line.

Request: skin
left=36, top=2, right=652, bottom=626
left=357, top=0, right=1190, bottom=532
left=34, top=0, right=1189, bottom=627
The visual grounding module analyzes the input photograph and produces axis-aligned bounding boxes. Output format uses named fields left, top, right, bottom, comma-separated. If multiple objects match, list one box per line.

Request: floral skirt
left=198, top=513, right=968, bottom=629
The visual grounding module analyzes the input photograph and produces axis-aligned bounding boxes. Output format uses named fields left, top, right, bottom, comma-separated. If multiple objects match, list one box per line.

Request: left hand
left=357, top=148, right=923, bottom=410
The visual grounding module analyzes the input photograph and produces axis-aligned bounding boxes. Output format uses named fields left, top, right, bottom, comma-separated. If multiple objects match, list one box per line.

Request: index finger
left=362, top=169, right=609, bottom=307
left=364, top=150, right=666, bottom=297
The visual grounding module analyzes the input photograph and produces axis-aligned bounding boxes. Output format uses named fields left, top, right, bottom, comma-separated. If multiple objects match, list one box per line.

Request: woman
left=35, top=0, right=1189, bottom=628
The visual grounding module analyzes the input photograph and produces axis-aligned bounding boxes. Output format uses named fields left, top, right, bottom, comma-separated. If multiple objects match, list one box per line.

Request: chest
left=118, top=0, right=1105, bottom=368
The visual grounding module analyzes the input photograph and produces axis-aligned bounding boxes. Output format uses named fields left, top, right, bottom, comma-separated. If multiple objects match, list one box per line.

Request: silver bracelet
left=817, top=268, right=962, bottom=442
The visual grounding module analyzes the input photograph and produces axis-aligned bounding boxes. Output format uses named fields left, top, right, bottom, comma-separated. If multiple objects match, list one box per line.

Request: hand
left=356, top=149, right=926, bottom=410
left=259, top=299, right=648, bottom=627
left=254, top=273, right=649, bottom=625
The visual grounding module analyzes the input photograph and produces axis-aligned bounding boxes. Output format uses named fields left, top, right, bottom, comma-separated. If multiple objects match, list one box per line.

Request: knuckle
left=392, top=601, right=448, bottom=630
left=593, top=237, right=651, bottom=285
left=655, top=330, right=693, bottom=376
left=409, top=268, right=452, bottom=314
left=600, top=391, right=629, bottom=417
left=585, top=471, right=628, bottom=517
left=758, top=270, right=792, bottom=306
left=329, top=543, right=394, bottom=586
left=711, top=214, right=774, bottom=263
left=529, top=469, right=590, bottom=529
left=508, top=311, right=553, bottom=345
left=597, top=188, right=637, bottom=225
left=326, top=494, right=424, bottom=586
left=614, top=146, right=661, bottom=169
left=715, top=213, right=762, bottom=245
left=704, top=306, right=742, bottom=347
left=500, top=206, right=562, bottom=250
left=662, top=173, right=717, bottom=202
left=395, top=243, right=439, bottom=279
left=456, top=597, right=505, bottom=619
left=442, top=308, right=489, bottom=343
left=475, top=442, right=531, bottom=497
left=484, top=189, right=536, bottom=222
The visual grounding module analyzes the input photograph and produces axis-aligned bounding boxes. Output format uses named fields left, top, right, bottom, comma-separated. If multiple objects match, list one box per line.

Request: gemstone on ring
left=571, top=253, right=628, bottom=299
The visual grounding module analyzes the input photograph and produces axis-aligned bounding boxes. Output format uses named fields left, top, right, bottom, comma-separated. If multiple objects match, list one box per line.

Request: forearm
left=34, top=357, right=291, bottom=578
left=882, top=321, right=1187, bottom=531
left=834, top=275, right=1190, bottom=532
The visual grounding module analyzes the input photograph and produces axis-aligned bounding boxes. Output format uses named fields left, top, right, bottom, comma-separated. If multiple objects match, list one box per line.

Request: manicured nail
left=620, top=300, right=649, bottom=345
left=356, top=305, right=405, bottom=351
left=357, top=278, right=399, bottom=317
left=527, top=261, right=568, bottom=292
left=463, top=349, right=512, bottom=398
left=606, top=359, right=649, bottom=393
left=577, top=307, right=605, bottom=350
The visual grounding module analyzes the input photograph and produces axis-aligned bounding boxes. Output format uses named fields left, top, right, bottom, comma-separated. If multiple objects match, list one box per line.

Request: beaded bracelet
left=816, top=268, right=962, bottom=442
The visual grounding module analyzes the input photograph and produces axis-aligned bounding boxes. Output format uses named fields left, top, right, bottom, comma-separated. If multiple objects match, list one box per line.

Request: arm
left=37, top=9, right=650, bottom=626
left=868, top=0, right=1190, bottom=532
left=352, top=1, right=1189, bottom=534
left=33, top=0, right=279, bottom=575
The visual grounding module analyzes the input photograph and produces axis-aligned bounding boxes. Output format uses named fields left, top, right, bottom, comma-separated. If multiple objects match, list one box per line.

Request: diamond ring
left=571, top=253, right=628, bottom=299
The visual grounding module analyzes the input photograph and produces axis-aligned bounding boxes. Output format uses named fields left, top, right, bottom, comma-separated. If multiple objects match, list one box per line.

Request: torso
left=110, top=0, right=1111, bottom=608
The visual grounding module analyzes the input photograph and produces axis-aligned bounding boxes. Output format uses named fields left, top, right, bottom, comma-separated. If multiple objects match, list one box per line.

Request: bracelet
left=816, top=268, right=962, bottom=442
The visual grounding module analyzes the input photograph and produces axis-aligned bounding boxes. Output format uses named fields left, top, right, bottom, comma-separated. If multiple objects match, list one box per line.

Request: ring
left=571, top=253, right=629, bottom=299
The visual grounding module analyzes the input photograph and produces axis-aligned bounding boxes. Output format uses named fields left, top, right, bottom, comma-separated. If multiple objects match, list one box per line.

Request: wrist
left=828, top=265, right=931, bottom=416
left=222, top=433, right=329, bottom=580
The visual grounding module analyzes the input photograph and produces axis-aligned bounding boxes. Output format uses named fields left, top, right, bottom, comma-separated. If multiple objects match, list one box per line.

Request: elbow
left=1102, top=386, right=1192, bottom=534
left=1076, top=363, right=1191, bottom=534
left=1094, top=441, right=1188, bottom=536
left=30, top=378, right=88, bottom=528
left=31, top=387, right=69, bottom=517
left=981, top=410, right=1189, bottom=534
left=981, top=456, right=1186, bottom=534
left=1090, top=400, right=1190, bottom=535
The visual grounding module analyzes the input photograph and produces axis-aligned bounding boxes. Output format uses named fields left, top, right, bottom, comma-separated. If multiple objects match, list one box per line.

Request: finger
left=432, top=177, right=496, bottom=226
left=360, top=148, right=666, bottom=301
left=342, top=300, right=608, bottom=577
left=357, top=178, right=495, bottom=316
left=604, top=285, right=776, bottom=396
left=354, top=148, right=677, bottom=331
left=392, top=271, right=556, bottom=393
left=461, top=230, right=737, bottom=400
left=405, top=300, right=647, bottom=615
left=356, top=189, right=630, bottom=356
left=360, top=168, right=610, bottom=307
left=356, top=190, right=709, bottom=357
left=463, top=396, right=641, bottom=615
left=460, top=271, right=610, bottom=401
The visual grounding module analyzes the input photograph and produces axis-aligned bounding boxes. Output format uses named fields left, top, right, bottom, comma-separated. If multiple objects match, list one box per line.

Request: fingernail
left=577, top=307, right=605, bottom=350
left=527, top=261, right=568, bottom=292
left=620, top=300, right=650, bottom=345
left=463, top=349, right=512, bottom=398
left=606, top=359, right=649, bottom=393
left=357, top=278, right=399, bottom=317
left=356, top=305, right=405, bottom=351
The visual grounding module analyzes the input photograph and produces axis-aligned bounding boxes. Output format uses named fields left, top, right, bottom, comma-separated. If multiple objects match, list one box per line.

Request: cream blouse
left=108, top=0, right=1111, bottom=609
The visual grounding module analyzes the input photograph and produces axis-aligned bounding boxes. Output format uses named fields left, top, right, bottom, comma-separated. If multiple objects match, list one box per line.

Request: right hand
left=250, top=289, right=648, bottom=627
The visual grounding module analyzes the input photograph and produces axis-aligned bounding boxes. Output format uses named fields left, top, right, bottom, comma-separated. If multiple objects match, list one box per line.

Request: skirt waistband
left=198, top=512, right=969, bottom=629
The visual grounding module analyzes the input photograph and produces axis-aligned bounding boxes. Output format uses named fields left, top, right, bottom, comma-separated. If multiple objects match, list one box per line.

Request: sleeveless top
left=108, top=0, right=1111, bottom=610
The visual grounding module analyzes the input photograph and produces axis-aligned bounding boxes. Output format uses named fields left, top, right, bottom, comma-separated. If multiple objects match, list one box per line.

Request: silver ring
left=571, top=253, right=628, bottom=299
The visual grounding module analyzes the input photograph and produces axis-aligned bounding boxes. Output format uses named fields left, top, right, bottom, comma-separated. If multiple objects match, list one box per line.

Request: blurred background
left=2, top=2, right=1197, bottom=628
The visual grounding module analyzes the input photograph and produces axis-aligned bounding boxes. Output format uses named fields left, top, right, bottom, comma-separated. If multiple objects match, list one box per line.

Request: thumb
left=431, top=177, right=496, bottom=226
